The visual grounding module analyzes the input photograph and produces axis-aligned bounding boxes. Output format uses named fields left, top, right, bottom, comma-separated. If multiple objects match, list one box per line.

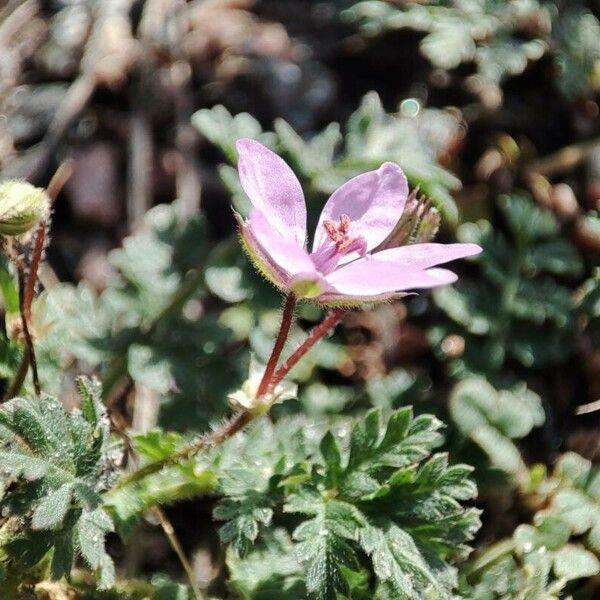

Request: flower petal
left=325, top=256, right=458, bottom=297
left=239, top=219, right=287, bottom=290
left=372, top=243, right=482, bottom=269
left=312, top=162, right=408, bottom=256
left=243, top=209, right=315, bottom=284
left=237, top=139, right=307, bottom=246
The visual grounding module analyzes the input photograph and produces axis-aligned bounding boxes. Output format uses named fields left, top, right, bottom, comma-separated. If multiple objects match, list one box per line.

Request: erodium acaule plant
left=234, top=138, right=481, bottom=410
left=0, top=141, right=482, bottom=597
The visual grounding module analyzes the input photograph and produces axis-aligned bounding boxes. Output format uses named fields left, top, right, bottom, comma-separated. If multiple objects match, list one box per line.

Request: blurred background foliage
left=0, top=0, right=599, bottom=598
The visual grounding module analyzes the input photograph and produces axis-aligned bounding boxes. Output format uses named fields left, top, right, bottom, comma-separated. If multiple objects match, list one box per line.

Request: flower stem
left=23, top=221, right=46, bottom=320
left=256, top=293, right=296, bottom=398
left=3, top=162, right=72, bottom=401
left=269, top=307, right=346, bottom=391
left=110, top=301, right=345, bottom=491
left=17, top=264, right=40, bottom=395
left=111, top=409, right=252, bottom=490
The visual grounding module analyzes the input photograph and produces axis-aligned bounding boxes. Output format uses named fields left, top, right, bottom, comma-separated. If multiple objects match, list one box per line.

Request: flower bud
left=0, top=181, right=50, bottom=236
left=412, top=204, right=441, bottom=243
left=376, top=189, right=441, bottom=250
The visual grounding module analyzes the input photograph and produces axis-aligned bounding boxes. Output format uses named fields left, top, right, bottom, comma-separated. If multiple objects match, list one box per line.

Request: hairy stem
left=269, top=308, right=346, bottom=390
left=3, top=162, right=72, bottom=400
left=22, top=221, right=46, bottom=323
left=17, top=264, right=40, bottom=395
left=112, top=304, right=346, bottom=490
left=256, top=293, right=296, bottom=398
left=112, top=409, right=252, bottom=490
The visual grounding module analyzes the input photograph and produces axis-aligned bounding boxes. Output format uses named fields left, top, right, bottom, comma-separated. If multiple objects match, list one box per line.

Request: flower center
left=323, top=214, right=366, bottom=256
left=311, top=214, right=367, bottom=275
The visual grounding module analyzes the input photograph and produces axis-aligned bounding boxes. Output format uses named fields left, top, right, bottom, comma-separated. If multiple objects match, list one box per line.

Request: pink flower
left=236, top=138, right=481, bottom=304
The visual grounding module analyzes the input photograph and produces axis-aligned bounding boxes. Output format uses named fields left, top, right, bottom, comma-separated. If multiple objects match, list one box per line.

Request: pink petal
left=239, top=219, right=288, bottom=290
left=244, top=209, right=315, bottom=281
left=325, top=256, right=458, bottom=297
left=372, top=243, right=482, bottom=270
left=312, top=162, right=408, bottom=258
left=237, top=139, right=307, bottom=246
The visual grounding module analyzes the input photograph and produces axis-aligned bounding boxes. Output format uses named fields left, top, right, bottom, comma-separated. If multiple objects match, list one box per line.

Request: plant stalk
left=269, top=307, right=346, bottom=390
left=112, top=409, right=253, bottom=490
left=152, top=505, right=207, bottom=600
left=256, top=293, right=296, bottom=398
left=112, top=304, right=346, bottom=490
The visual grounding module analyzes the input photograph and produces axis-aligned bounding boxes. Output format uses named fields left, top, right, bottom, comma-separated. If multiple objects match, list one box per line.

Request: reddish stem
left=256, top=294, right=296, bottom=398
left=17, top=266, right=40, bottom=396
left=113, top=303, right=346, bottom=490
left=3, top=161, right=72, bottom=400
left=269, top=308, right=346, bottom=391
left=23, top=221, right=46, bottom=322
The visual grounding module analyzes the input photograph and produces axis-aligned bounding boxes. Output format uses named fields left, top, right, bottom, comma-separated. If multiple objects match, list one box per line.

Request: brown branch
left=17, top=264, right=40, bottom=395
left=127, top=74, right=153, bottom=231
left=524, top=137, right=600, bottom=178
left=23, top=74, right=97, bottom=183
left=152, top=506, right=206, bottom=600
left=0, top=0, right=39, bottom=49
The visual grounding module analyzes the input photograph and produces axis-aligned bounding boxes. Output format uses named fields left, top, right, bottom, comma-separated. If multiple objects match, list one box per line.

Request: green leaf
left=553, top=545, right=600, bottom=580
left=77, top=508, right=114, bottom=569
left=291, top=499, right=363, bottom=600
left=152, top=577, right=191, bottom=600
left=227, top=529, right=306, bottom=600
left=50, top=527, right=75, bottom=580
left=514, top=517, right=571, bottom=554
left=280, top=410, right=478, bottom=597
left=344, top=408, right=444, bottom=486
left=198, top=93, right=460, bottom=224
left=274, top=119, right=341, bottom=177
left=346, top=0, right=598, bottom=103
left=31, top=483, right=73, bottom=530
left=214, top=495, right=274, bottom=557
left=0, top=380, right=118, bottom=588
left=360, top=525, right=451, bottom=599
left=432, top=282, right=496, bottom=336
left=192, top=105, right=275, bottom=163
left=499, top=194, right=558, bottom=244
left=524, top=239, right=583, bottom=277
left=320, top=432, right=342, bottom=488
left=449, top=378, right=544, bottom=476
left=555, top=9, right=600, bottom=98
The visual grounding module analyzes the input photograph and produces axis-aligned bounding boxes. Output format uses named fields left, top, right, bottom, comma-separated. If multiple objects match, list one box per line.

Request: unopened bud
left=376, top=189, right=440, bottom=250
left=413, top=205, right=440, bottom=243
left=0, top=181, right=49, bottom=236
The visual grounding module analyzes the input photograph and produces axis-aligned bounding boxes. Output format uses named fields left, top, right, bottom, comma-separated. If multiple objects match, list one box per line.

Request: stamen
left=320, top=214, right=367, bottom=259
left=323, top=219, right=344, bottom=243
left=323, top=214, right=355, bottom=246
left=339, top=214, right=351, bottom=234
